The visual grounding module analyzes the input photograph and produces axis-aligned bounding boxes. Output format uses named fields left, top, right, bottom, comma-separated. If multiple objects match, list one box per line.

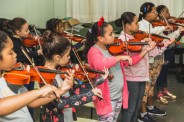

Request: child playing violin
left=46, top=18, right=85, bottom=63
left=138, top=2, right=178, bottom=121
left=0, top=30, right=75, bottom=122
left=41, top=30, right=109, bottom=122
left=114, top=11, right=158, bottom=122
left=7, top=17, right=43, bottom=64
left=5, top=17, right=45, bottom=120
left=83, top=17, right=154, bottom=122
left=156, top=5, right=184, bottom=105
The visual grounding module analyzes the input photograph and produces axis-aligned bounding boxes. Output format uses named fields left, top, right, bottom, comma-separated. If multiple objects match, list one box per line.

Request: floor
left=34, top=65, right=184, bottom=122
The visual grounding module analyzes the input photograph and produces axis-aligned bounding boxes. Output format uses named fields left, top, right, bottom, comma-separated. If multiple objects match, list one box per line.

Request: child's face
left=57, top=47, right=71, bottom=66
left=160, top=7, right=170, bottom=19
left=99, top=24, right=115, bottom=45
left=128, top=16, right=139, bottom=32
left=147, top=7, right=158, bottom=21
left=16, top=23, right=30, bottom=38
left=0, top=37, right=17, bottom=71
left=56, top=22, right=65, bottom=35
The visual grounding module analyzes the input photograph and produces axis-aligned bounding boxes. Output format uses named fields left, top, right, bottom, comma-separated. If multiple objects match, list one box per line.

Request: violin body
left=23, top=34, right=44, bottom=47
left=61, top=32, right=84, bottom=42
left=152, top=20, right=178, bottom=30
left=108, top=38, right=142, bottom=55
left=135, top=30, right=169, bottom=46
left=4, top=63, right=67, bottom=85
left=134, top=32, right=163, bottom=43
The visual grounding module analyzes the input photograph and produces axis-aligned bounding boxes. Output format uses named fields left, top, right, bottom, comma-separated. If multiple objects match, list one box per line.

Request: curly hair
left=46, top=18, right=62, bottom=33
left=0, top=31, right=9, bottom=60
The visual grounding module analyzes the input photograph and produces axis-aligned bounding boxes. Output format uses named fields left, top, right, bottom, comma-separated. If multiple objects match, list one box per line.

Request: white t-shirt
left=0, top=77, right=33, bottom=122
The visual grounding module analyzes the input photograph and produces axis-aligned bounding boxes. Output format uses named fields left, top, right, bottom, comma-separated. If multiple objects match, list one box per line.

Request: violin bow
left=21, top=46, right=47, bottom=85
left=173, top=10, right=184, bottom=23
left=72, top=48, right=95, bottom=89
left=122, top=20, right=129, bottom=55
left=21, top=46, right=62, bottom=102
left=72, top=48, right=103, bottom=99
left=148, top=24, right=151, bottom=39
left=33, top=25, right=43, bottom=51
left=161, top=11, right=169, bottom=26
left=177, top=10, right=184, bottom=19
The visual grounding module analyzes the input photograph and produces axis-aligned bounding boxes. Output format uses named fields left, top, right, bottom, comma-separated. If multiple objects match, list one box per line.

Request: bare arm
left=0, top=90, right=41, bottom=116
left=0, top=84, right=60, bottom=116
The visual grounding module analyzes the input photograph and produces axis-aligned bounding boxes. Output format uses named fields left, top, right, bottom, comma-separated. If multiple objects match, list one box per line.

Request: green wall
left=0, top=0, right=66, bottom=28
left=0, top=0, right=183, bottom=28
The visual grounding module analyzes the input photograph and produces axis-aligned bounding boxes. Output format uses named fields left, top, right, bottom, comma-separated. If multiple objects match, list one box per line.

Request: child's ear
left=97, top=36, right=104, bottom=43
left=53, top=55, right=60, bottom=62
left=126, top=23, right=131, bottom=30
left=15, top=30, right=21, bottom=36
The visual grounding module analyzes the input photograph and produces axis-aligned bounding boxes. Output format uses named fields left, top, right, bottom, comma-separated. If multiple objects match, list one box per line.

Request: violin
left=107, top=38, right=143, bottom=55
left=3, top=63, right=68, bottom=85
left=4, top=62, right=113, bottom=85
left=170, top=16, right=184, bottom=24
left=152, top=20, right=178, bottom=30
left=134, top=30, right=170, bottom=43
left=23, top=34, right=44, bottom=47
left=61, top=32, right=85, bottom=42
left=59, top=64, right=114, bottom=81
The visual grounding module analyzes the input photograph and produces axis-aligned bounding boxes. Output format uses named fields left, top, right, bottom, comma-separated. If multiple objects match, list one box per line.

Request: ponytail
left=83, top=18, right=108, bottom=62
left=139, top=2, right=155, bottom=21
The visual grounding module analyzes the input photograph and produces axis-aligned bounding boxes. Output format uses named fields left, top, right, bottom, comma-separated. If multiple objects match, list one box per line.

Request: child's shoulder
left=89, top=45, right=101, bottom=53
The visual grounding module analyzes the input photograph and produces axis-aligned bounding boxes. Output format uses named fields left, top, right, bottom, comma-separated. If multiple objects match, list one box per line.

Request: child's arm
left=28, top=70, right=75, bottom=108
left=88, top=47, right=129, bottom=70
left=0, top=84, right=59, bottom=116
left=56, top=90, right=97, bottom=109
left=150, top=26, right=166, bottom=34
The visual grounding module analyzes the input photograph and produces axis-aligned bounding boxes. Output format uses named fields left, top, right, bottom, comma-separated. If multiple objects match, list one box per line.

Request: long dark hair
left=83, top=21, right=108, bottom=62
left=157, top=5, right=167, bottom=19
left=139, top=2, right=155, bottom=21
left=42, top=30, right=70, bottom=60
left=5, top=17, right=27, bottom=33
left=115, top=12, right=136, bottom=28
left=0, top=31, right=9, bottom=60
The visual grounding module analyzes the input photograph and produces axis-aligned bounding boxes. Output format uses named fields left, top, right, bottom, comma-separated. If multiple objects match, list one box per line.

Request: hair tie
left=144, top=6, right=147, bottom=13
left=88, top=28, right=92, bottom=33
left=97, top=17, right=105, bottom=36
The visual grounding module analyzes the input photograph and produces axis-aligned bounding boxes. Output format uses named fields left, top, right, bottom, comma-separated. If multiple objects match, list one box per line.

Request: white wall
left=173, top=0, right=184, bottom=17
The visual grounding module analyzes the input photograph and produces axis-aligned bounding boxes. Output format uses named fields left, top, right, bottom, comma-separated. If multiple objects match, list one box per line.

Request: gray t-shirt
left=55, top=75, right=73, bottom=122
left=0, top=77, right=33, bottom=122
left=94, top=45, right=124, bottom=100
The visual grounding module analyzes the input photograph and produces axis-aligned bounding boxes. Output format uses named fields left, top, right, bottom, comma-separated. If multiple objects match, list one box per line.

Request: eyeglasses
left=58, top=26, right=64, bottom=29
left=150, top=11, right=158, bottom=14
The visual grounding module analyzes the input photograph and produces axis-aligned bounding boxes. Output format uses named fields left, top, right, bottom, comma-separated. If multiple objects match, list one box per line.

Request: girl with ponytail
left=84, top=17, right=147, bottom=122
left=138, top=2, right=177, bottom=121
left=115, top=12, right=157, bottom=122
left=41, top=30, right=109, bottom=122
